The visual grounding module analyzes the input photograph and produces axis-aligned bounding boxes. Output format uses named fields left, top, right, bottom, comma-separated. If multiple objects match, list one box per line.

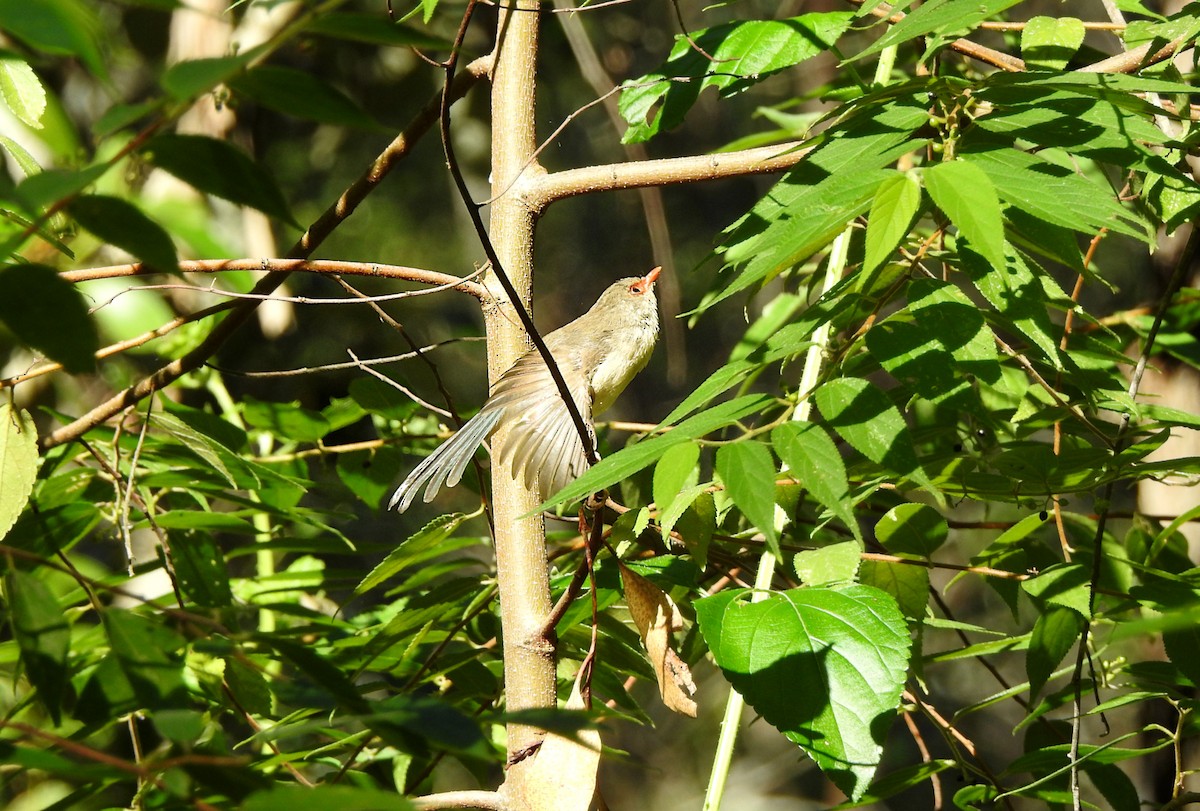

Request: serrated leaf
left=1027, top=606, right=1085, bottom=701
left=863, top=171, right=921, bottom=278
left=0, top=0, right=107, bottom=81
left=543, top=395, right=773, bottom=509
left=695, top=585, right=911, bottom=800
left=875, top=503, right=947, bottom=557
left=356, top=513, right=470, bottom=594
left=1021, top=16, right=1085, bottom=70
left=230, top=65, right=378, bottom=129
left=159, top=52, right=256, bottom=100
left=813, top=378, right=935, bottom=494
left=619, top=13, right=853, bottom=142
left=859, top=559, right=929, bottom=621
left=141, top=134, right=297, bottom=226
left=0, top=402, right=37, bottom=541
left=68, top=195, right=178, bottom=272
left=716, top=441, right=780, bottom=556
left=0, top=133, right=41, bottom=178
left=0, top=54, right=45, bottom=128
left=924, top=160, right=1006, bottom=271
left=773, top=421, right=860, bottom=540
left=960, top=142, right=1149, bottom=242
left=170, top=530, right=233, bottom=608
left=0, top=263, right=98, bottom=373
left=854, top=0, right=1023, bottom=60
left=652, top=441, right=700, bottom=520
left=1022, top=562, right=1091, bottom=617
left=6, top=569, right=71, bottom=724
left=794, top=540, right=861, bottom=585
left=103, top=609, right=188, bottom=708
left=711, top=94, right=929, bottom=311
left=151, top=412, right=238, bottom=487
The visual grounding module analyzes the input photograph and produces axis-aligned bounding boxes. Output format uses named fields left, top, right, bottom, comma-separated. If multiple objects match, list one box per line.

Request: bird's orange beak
left=644, top=266, right=662, bottom=285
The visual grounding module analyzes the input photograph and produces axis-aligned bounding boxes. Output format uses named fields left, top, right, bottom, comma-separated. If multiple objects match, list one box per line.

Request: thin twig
left=439, top=0, right=599, bottom=467
left=39, top=56, right=493, bottom=450
left=1068, top=224, right=1200, bottom=810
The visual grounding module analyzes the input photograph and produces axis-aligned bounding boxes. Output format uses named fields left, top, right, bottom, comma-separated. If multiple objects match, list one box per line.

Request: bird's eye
left=629, top=281, right=645, bottom=294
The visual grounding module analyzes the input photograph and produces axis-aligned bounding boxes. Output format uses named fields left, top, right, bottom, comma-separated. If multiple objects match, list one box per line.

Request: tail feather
left=389, top=408, right=505, bottom=512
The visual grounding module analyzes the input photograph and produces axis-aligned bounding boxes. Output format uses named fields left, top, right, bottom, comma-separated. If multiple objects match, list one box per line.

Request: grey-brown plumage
left=390, top=268, right=661, bottom=512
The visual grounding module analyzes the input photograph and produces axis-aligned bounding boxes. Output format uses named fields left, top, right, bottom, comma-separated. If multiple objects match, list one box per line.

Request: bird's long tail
left=388, top=408, right=504, bottom=512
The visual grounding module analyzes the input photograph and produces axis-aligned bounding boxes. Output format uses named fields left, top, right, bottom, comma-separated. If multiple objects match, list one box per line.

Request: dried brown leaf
left=620, top=562, right=698, bottom=717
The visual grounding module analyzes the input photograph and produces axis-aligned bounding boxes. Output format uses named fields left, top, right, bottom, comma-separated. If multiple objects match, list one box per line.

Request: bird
left=389, top=267, right=662, bottom=512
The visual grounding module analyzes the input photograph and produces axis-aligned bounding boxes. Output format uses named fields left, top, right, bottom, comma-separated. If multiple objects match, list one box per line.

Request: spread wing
left=486, top=346, right=594, bottom=498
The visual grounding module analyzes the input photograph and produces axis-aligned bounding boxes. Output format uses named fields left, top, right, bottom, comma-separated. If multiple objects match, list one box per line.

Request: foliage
left=0, top=0, right=1199, bottom=809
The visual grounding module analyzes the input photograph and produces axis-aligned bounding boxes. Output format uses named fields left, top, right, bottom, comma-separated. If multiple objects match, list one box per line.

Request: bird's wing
left=486, top=347, right=594, bottom=497
left=388, top=407, right=504, bottom=512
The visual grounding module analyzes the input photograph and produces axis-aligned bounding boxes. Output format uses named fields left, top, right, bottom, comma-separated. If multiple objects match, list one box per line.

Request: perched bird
left=389, top=267, right=662, bottom=512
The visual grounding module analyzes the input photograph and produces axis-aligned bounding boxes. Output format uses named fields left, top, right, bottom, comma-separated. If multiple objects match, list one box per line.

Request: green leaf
left=355, top=513, right=471, bottom=594
left=151, top=412, right=239, bottom=487
left=772, top=421, right=861, bottom=540
left=875, top=503, right=947, bottom=557
left=712, top=93, right=929, bottom=310
left=102, top=609, right=188, bottom=709
left=242, top=398, right=332, bottom=443
left=716, top=442, right=780, bottom=556
left=0, top=133, right=42, bottom=178
left=924, top=160, right=1006, bottom=271
left=960, top=246, right=1064, bottom=368
left=13, top=164, right=108, bottom=215
left=230, top=66, right=379, bottom=129
left=1164, top=622, right=1200, bottom=687
left=68, top=195, right=178, bottom=272
left=140, top=134, right=297, bottom=226
left=652, top=441, right=700, bottom=520
left=619, top=13, right=853, bottom=142
left=0, top=263, right=98, bottom=373
left=695, top=585, right=911, bottom=800
left=1021, top=16, right=1085, bottom=70
left=863, top=171, right=921, bottom=278
left=1022, top=563, right=1091, bottom=617
left=859, top=559, right=929, bottom=621
left=960, top=142, right=1149, bottom=242
left=1027, top=607, right=1085, bottom=701
left=6, top=569, right=71, bottom=724
left=0, top=0, right=107, bottom=80
left=542, top=394, right=773, bottom=509
left=813, top=378, right=935, bottom=493
left=170, top=530, right=233, bottom=608
left=833, top=760, right=955, bottom=808
left=0, top=53, right=45, bottom=128
left=853, top=0, right=1024, bottom=60
left=0, top=402, right=37, bottom=541
left=304, top=12, right=448, bottom=48
left=793, top=540, right=861, bottom=585
left=159, top=52, right=256, bottom=100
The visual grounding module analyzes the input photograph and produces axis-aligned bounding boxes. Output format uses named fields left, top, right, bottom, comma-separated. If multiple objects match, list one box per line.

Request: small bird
left=390, top=267, right=662, bottom=512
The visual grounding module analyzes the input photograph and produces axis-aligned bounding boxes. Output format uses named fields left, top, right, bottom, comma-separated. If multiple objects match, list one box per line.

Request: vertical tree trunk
left=485, top=3, right=559, bottom=808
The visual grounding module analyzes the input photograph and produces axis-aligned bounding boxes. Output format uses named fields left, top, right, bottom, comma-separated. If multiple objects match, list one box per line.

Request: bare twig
left=39, top=56, right=493, bottom=450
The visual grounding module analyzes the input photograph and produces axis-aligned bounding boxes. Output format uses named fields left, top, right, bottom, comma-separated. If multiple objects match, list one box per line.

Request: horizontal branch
left=526, top=141, right=812, bottom=209
left=38, top=56, right=493, bottom=451
left=1080, top=35, right=1189, bottom=73
left=62, top=259, right=488, bottom=300
left=410, top=790, right=507, bottom=810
